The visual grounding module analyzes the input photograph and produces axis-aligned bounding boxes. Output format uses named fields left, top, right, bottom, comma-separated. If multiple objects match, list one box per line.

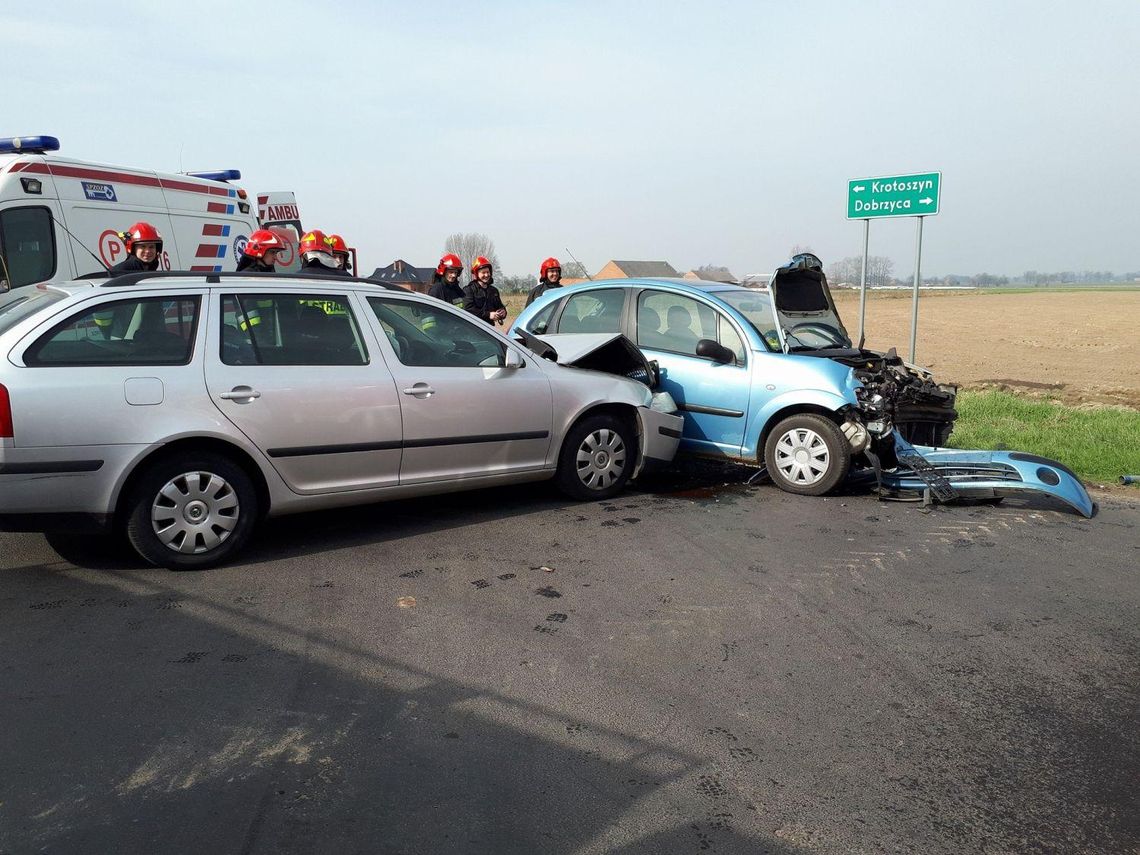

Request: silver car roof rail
left=99, top=270, right=408, bottom=291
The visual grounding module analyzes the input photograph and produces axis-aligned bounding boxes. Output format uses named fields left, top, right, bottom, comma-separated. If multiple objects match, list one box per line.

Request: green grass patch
left=948, top=390, right=1140, bottom=483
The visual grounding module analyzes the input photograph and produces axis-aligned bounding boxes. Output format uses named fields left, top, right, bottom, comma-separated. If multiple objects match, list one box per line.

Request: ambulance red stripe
left=14, top=162, right=233, bottom=198
left=201, top=224, right=226, bottom=236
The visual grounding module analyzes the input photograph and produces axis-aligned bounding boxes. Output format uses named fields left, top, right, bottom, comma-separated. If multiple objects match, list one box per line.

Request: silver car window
left=220, top=294, right=368, bottom=366
left=24, top=295, right=199, bottom=366
left=0, top=287, right=67, bottom=335
left=368, top=297, right=506, bottom=368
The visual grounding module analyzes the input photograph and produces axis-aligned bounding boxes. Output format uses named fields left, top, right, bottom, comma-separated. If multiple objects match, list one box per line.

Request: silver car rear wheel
left=151, top=470, right=241, bottom=555
left=126, top=452, right=258, bottom=570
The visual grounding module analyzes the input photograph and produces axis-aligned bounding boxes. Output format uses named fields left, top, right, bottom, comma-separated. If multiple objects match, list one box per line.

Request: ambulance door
left=49, top=164, right=177, bottom=274
left=0, top=164, right=73, bottom=287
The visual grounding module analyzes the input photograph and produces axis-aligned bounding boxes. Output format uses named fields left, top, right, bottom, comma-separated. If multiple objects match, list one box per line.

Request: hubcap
left=151, top=470, right=240, bottom=554
left=774, top=427, right=830, bottom=486
left=576, top=428, right=627, bottom=491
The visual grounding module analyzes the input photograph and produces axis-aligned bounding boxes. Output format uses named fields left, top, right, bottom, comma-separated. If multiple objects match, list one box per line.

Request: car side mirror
left=696, top=338, right=734, bottom=364
left=504, top=348, right=524, bottom=369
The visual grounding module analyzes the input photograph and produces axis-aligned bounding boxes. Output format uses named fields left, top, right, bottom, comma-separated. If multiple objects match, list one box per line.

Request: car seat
left=637, top=305, right=664, bottom=349
left=664, top=305, right=698, bottom=353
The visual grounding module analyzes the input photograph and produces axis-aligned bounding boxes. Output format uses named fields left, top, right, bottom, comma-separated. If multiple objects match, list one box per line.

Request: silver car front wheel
left=555, top=414, right=636, bottom=501
left=773, top=427, right=831, bottom=487
left=575, top=427, right=627, bottom=492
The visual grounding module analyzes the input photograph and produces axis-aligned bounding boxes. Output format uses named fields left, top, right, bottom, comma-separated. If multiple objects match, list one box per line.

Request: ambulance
left=0, top=135, right=305, bottom=291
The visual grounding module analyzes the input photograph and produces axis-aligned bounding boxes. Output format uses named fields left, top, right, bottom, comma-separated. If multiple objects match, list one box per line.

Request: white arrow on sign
left=919, top=197, right=933, bottom=205
left=852, top=185, right=865, bottom=193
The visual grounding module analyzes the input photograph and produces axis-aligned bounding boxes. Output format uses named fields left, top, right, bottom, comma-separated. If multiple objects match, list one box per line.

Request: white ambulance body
left=0, top=135, right=265, bottom=290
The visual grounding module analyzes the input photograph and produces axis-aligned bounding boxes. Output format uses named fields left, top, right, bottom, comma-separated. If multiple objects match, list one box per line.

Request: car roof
left=56, top=271, right=410, bottom=292
left=557, top=277, right=753, bottom=297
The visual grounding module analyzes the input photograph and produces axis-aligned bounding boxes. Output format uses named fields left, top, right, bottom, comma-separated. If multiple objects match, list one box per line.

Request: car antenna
left=564, top=247, right=593, bottom=280
left=51, top=213, right=110, bottom=272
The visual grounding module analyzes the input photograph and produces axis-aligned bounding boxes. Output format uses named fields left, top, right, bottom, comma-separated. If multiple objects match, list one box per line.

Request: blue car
left=510, top=255, right=1094, bottom=517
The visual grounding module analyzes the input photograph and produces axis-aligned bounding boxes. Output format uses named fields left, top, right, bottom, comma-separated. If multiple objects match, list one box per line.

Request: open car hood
left=768, top=265, right=854, bottom=352
left=516, top=331, right=659, bottom=388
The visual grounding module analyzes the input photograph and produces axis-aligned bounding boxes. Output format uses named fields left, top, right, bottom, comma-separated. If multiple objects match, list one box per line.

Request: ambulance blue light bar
left=186, top=170, right=242, bottom=182
left=0, top=136, right=61, bottom=154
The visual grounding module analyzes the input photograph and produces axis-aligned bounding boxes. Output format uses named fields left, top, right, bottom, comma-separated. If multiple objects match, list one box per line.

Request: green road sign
left=847, top=171, right=941, bottom=219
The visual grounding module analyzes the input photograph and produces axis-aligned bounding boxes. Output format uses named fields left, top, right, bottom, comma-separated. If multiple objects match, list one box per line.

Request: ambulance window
left=0, top=207, right=56, bottom=289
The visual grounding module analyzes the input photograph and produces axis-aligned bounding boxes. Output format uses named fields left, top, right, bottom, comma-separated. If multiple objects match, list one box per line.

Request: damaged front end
left=768, top=255, right=958, bottom=446
left=514, top=330, right=684, bottom=473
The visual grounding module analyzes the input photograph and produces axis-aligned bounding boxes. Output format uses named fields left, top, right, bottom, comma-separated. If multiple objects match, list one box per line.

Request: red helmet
left=471, top=256, right=492, bottom=275
left=120, top=221, right=163, bottom=253
left=243, top=229, right=285, bottom=259
left=327, top=234, right=348, bottom=254
left=436, top=252, right=463, bottom=276
left=540, top=257, right=561, bottom=278
left=299, top=229, right=332, bottom=255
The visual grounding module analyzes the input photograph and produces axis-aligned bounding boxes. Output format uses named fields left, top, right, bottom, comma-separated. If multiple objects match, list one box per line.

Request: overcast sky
left=7, top=1, right=1139, bottom=279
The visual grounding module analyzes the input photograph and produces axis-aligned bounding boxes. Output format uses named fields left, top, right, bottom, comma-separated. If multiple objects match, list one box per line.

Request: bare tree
left=561, top=260, right=589, bottom=280
left=443, top=233, right=501, bottom=282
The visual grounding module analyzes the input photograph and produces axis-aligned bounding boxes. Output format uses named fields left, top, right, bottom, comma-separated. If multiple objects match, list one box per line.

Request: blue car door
left=634, top=289, right=751, bottom=458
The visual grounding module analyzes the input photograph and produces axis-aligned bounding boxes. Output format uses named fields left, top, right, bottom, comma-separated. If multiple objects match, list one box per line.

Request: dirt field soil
left=831, top=290, right=1140, bottom=409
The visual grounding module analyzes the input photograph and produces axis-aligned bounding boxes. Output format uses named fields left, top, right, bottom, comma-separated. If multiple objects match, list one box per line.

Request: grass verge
left=948, top=390, right=1140, bottom=484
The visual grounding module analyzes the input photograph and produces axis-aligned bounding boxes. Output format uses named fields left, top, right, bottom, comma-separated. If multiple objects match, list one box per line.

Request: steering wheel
left=787, top=322, right=847, bottom=347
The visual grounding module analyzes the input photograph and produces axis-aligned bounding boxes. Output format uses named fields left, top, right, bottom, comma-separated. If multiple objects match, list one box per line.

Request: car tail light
left=0, top=383, right=12, bottom=438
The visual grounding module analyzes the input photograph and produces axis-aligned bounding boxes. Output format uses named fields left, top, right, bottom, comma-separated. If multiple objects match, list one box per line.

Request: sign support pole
left=909, top=216, right=925, bottom=363
left=858, top=218, right=869, bottom=346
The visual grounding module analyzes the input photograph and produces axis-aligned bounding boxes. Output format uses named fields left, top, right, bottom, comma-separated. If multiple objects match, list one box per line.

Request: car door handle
left=219, top=386, right=261, bottom=401
left=402, top=383, right=436, bottom=398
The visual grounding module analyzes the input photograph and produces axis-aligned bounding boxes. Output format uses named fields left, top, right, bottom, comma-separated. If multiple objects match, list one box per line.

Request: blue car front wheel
left=763, top=414, right=851, bottom=496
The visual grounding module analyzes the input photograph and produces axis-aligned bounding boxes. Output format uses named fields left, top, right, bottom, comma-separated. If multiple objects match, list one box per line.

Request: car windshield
left=717, top=290, right=780, bottom=351
left=0, top=286, right=67, bottom=335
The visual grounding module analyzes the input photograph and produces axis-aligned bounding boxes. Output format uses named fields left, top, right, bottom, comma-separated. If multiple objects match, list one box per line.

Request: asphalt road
left=2, top=463, right=1137, bottom=855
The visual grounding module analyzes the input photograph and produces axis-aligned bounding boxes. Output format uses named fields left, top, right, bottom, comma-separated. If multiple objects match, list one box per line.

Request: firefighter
left=526, top=256, right=563, bottom=307
left=327, top=234, right=352, bottom=273
left=299, top=229, right=348, bottom=276
left=236, top=229, right=286, bottom=273
left=428, top=253, right=465, bottom=306
left=462, top=256, right=507, bottom=326
left=109, top=222, right=163, bottom=275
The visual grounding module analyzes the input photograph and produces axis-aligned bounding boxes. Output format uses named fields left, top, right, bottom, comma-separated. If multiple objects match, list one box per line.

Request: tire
left=125, top=452, right=258, bottom=570
left=555, top=414, right=636, bottom=501
left=763, top=414, right=851, bottom=496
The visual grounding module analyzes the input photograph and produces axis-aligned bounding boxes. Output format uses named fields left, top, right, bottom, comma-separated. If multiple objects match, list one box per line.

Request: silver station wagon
left=0, top=272, right=682, bottom=568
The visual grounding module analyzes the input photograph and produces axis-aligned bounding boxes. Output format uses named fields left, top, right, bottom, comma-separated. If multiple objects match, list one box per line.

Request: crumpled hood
left=519, top=332, right=659, bottom=388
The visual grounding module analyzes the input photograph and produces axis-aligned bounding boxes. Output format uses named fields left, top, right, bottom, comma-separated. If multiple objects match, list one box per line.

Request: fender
left=742, top=388, right=854, bottom=461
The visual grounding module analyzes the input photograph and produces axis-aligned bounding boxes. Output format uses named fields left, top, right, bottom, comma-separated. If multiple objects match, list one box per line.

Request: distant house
left=595, top=260, right=680, bottom=279
left=368, top=259, right=438, bottom=294
left=683, top=267, right=738, bottom=284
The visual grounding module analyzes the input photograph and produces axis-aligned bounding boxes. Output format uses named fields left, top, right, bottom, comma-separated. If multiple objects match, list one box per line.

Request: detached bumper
left=635, top=406, right=683, bottom=475
left=879, top=436, right=1096, bottom=518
